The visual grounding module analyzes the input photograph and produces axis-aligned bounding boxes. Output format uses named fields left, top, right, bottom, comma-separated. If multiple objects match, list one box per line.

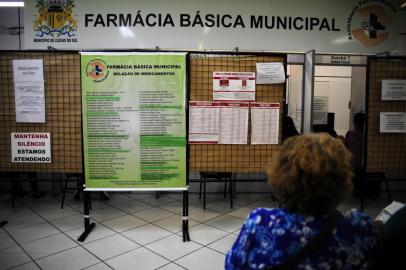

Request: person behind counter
left=344, top=112, right=365, bottom=175
left=282, top=115, right=299, bottom=141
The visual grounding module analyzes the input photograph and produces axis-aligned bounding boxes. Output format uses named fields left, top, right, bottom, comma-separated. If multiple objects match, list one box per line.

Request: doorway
left=287, top=54, right=367, bottom=136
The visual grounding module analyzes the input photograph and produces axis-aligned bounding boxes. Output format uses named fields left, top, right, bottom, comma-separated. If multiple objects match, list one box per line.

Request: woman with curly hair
left=226, top=133, right=381, bottom=270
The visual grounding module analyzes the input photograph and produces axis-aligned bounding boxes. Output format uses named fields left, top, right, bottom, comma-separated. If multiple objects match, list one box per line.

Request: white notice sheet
left=313, top=96, right=328, bottom=125
left=12, top=59, right=44, bottom=82
left=14, top=81, right=45, bottom=123
left=213, top=72, right=255, bottom=101
left=381, top=80, right=406, bottom=100
left=218, top=102, right=249, bottom=144
left=189, top=101, right=220, bottom=144
left=251, top=103, right=280, bottom=144
left=12, top=59, right=45, bottom=123
left=256, top=62, right=285, bottom=84
left=380, top=112, right=406, bottom=133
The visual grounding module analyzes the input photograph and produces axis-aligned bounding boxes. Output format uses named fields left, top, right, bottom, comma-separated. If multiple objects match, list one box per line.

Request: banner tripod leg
left=182, top=190, right=190, bottom=242
left=78, top=190, right=95, bottom=242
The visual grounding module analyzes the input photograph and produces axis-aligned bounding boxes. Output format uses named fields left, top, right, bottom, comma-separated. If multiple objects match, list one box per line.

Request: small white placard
left=12, top=59, right=44, bottom=82
left=11, top=133, right=51, bottom=163
left=256, top=62, right=285, bottom=84
left=382, top=80, right=406, bottom=100
left=313, top=96, right=329, bottom=125
left=380, top=112, right=406, bottom=133
left=318, top=55, right=365, bottom=65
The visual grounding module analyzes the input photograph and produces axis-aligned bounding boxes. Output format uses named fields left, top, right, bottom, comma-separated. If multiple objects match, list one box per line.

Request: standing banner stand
left=78, top=52, right=189, bottom=242
left=182, top=190, right=190, bottom=241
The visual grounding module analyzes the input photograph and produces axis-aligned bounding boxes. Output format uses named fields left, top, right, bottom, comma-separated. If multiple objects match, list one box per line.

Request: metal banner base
left=78, top=189, right=190, bottom=242
left=77, top=190, right=95, bottom=242
left=78, top=221, right=95, bottom=242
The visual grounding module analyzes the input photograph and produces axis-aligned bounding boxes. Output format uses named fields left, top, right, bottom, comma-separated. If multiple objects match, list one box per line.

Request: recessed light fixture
left=0, top=2, right=24, bottom=7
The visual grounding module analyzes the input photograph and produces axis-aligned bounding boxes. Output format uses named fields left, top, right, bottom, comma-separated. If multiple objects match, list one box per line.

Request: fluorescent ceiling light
left=0, top=2, right=24, bottom=7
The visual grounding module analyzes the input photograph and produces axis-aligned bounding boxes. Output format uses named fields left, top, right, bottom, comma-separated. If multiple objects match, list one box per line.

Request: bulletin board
left=0, top=51, right=285, bottom=176
left=189, top=53, right=286, bottom=173
left=365, top=57, right=406, bottom=177
left=0, top=52, right=82, bottom=173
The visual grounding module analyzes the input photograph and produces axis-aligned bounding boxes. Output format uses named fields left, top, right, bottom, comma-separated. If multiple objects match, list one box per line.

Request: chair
left=2, top=171, right=22, bottom=208
left=356, top=172, right=392, bottom=210
left=60, top=173, right=84, bottom=209
left=3, top=171, right=46, bottom=207
left=199, top=172, right=233, bottom=209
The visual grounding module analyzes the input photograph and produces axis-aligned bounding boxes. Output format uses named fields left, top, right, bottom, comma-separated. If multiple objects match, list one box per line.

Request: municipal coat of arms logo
left=33, top=0, right=77, bottom=38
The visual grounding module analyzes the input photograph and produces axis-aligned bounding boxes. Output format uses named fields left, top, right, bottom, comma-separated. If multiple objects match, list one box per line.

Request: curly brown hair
left=268, top=133, right=353, bottom=215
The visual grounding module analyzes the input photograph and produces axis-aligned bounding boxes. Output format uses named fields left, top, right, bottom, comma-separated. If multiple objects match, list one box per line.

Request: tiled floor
left=0, top=190, right=398, bottom=270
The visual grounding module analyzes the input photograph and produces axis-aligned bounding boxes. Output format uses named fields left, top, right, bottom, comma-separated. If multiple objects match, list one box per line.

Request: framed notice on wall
left=380, top=112, right=406, bottom=133
left=382, top=80, right=406, bottom=101
left=81, top=52, right=187, bottom=190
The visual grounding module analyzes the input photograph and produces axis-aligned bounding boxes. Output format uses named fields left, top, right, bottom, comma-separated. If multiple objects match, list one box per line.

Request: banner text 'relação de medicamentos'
left=81, top=52, right=187, bottom=190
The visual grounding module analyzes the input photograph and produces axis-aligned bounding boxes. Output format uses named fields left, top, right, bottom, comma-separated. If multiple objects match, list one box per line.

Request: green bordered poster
left=81, top=52, right=187, bottom=191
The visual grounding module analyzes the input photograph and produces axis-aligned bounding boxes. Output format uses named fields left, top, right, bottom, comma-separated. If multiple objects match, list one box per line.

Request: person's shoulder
left=342, top=209, right=377, bottom=231
left=344, top=208, right=371, bottom=220
left=248, top=207, right=285, bottom=218
left=246, top=207, right=293, bottom=226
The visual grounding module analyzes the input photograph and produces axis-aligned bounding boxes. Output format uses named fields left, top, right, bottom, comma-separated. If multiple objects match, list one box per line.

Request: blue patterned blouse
left=225, top=208, right=381, bottom=270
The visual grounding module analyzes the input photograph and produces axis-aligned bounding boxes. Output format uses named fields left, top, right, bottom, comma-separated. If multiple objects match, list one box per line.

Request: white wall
left=350, top=67, right=366, bottom=129
left=315, top=66, right=352, bottom=136
left=398, top=8, right=406, bottom=55
left=287, top=65, right=303, bottom=132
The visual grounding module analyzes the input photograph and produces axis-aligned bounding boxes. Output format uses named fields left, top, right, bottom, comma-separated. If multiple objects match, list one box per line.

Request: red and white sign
left=11, top=133, right=51, bottom=163
left=189, top=101, right=220, bottom=144
left=213, top=72, right=255, bottom=101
